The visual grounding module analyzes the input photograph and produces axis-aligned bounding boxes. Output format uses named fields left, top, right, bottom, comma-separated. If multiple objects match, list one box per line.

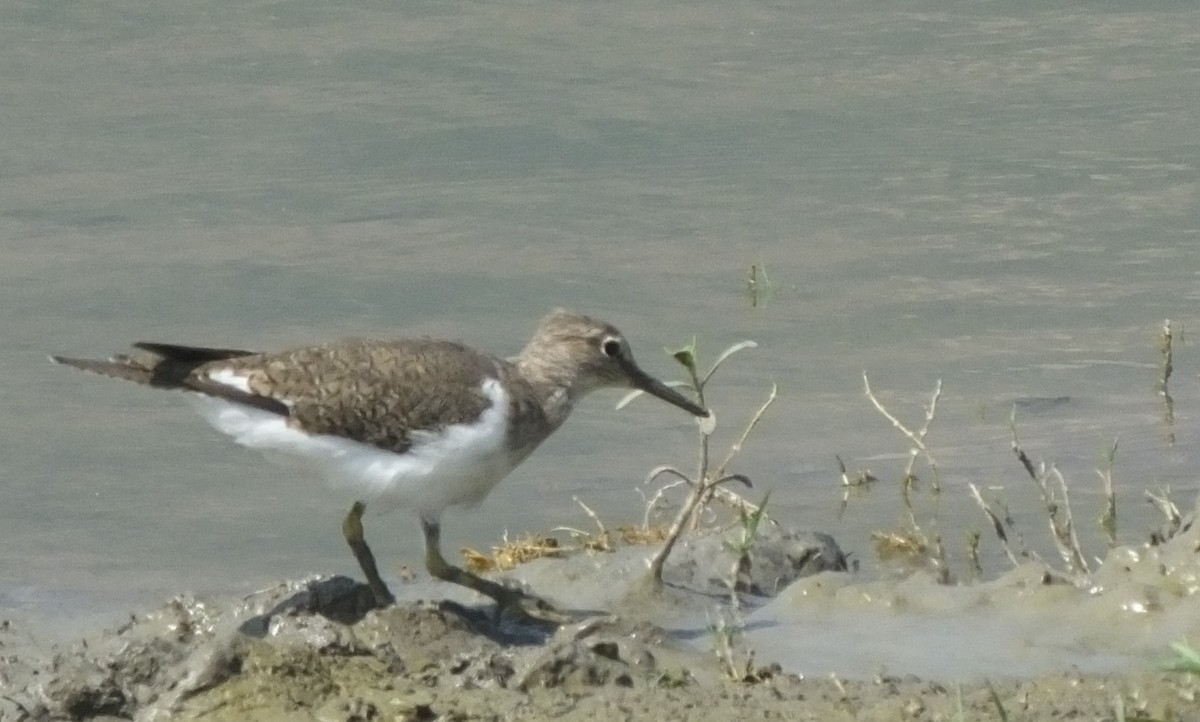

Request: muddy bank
left=3, top=522, right=1199, bottom=721
left=4, top=595, right=1195, bottom=722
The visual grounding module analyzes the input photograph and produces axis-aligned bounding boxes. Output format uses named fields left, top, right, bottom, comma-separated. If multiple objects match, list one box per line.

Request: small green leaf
left=670, top=338, right=698, bottom=373
left=1104, top=436, right=1119, bottom=466
left=1161, top=641, right=1200, bottom=674
left=744, top=492, right=771, bottom=539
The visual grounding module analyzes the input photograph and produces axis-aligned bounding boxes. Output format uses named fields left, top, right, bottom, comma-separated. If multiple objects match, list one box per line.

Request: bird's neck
left=511, top=350, right=583, bottom=431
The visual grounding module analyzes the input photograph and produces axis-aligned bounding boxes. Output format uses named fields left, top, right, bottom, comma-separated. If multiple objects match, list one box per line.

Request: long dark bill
left=622, top=361, right=709, bottom=417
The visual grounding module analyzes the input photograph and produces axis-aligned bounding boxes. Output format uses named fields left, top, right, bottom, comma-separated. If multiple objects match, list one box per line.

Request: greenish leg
left=342, top=501, right=396, bottom=607
left=420, top=517, right=569, bottom=624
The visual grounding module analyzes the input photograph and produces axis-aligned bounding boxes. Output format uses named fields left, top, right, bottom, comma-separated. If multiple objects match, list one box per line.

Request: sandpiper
left=51, top=310, right=707, bottom=618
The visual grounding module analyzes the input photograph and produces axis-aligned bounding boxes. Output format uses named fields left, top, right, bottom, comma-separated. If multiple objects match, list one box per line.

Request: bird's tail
left=50, top=343, right=258, bottom=389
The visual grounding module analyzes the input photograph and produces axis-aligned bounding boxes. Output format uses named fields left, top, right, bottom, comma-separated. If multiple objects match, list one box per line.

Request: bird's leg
left=420, top=517, right=568, bottom=624
left=341, top=501, right=396, bottom=607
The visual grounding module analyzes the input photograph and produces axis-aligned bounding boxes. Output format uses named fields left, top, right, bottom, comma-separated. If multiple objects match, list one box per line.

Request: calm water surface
left=3, top=0, right=1199, bottom=671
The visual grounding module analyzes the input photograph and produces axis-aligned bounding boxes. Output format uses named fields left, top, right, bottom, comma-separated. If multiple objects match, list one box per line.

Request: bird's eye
left=601, top=337, right=622, bottom=358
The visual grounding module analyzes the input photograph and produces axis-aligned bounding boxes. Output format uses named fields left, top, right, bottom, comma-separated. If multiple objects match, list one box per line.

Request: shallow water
left=748, top=558, right=1200, bottom=680
left=3, top=0, right=1199, bottom=678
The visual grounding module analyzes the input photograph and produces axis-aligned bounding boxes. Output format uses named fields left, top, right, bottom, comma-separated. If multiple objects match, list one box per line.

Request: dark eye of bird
left=601, top=338, right=622, bottom=357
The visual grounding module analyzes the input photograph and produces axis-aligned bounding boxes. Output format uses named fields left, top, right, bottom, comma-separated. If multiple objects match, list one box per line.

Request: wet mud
left=3, top=522, right=1198, bottom=721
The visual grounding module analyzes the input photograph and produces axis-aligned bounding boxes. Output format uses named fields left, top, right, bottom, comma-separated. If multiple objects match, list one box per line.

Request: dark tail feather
left=50, top=343, right=259, bottom=389
left=131, top=342, right=257, bottom=363
left=50, top=354, right=162, bottom=385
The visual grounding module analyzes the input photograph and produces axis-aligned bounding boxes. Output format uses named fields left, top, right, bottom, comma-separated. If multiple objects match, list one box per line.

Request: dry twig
left=862, top=373, right=942, bottom=493
left=967, top=483, right=1021, bottom=568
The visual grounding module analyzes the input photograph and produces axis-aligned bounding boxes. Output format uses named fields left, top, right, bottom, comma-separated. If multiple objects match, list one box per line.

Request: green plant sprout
left=618, top=338, right=776, bottom=586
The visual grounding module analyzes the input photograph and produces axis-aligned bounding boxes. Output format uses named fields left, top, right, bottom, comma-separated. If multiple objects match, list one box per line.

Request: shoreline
left=5, top=520, right=1200, bottom=721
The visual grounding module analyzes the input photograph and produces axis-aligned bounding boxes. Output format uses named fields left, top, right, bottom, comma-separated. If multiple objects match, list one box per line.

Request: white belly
left=184, top=378, right=517, bottom=518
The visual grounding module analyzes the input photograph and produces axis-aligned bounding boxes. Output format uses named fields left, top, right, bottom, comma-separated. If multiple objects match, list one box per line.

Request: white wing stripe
left=207, top=368, right=253, bottom=394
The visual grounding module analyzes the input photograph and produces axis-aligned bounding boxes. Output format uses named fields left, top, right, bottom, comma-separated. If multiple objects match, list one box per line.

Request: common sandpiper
left=51, top=310, right=708, bottom=620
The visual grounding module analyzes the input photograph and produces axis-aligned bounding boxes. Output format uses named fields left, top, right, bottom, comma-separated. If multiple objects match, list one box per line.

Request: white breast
left=184, top=376, right=518, bottom=518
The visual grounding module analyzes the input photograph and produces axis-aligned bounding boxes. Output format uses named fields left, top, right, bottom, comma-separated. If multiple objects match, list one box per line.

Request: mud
left=3, top=523, right=1199, bottom=721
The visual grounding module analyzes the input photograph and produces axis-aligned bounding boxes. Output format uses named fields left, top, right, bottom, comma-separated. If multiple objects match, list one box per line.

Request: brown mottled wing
left=203, top=339, right=501, bottom=454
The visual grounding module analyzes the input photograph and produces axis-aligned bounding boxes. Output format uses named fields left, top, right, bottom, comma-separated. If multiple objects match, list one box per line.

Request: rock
left=667, top=524, right=848, bottom=598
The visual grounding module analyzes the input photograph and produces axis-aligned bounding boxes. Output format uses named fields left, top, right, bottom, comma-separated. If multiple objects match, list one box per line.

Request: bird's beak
left=622, top=360, right=709, bottom=417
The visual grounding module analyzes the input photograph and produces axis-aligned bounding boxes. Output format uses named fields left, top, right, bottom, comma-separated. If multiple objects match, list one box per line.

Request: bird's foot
left=491, top=585, right=573, bottom=626
left=367, top=583, right=396, bottom=609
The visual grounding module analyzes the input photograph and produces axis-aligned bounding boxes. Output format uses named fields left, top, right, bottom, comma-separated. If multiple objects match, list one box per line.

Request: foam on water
left=746, top=514, right=1200, bottom=680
